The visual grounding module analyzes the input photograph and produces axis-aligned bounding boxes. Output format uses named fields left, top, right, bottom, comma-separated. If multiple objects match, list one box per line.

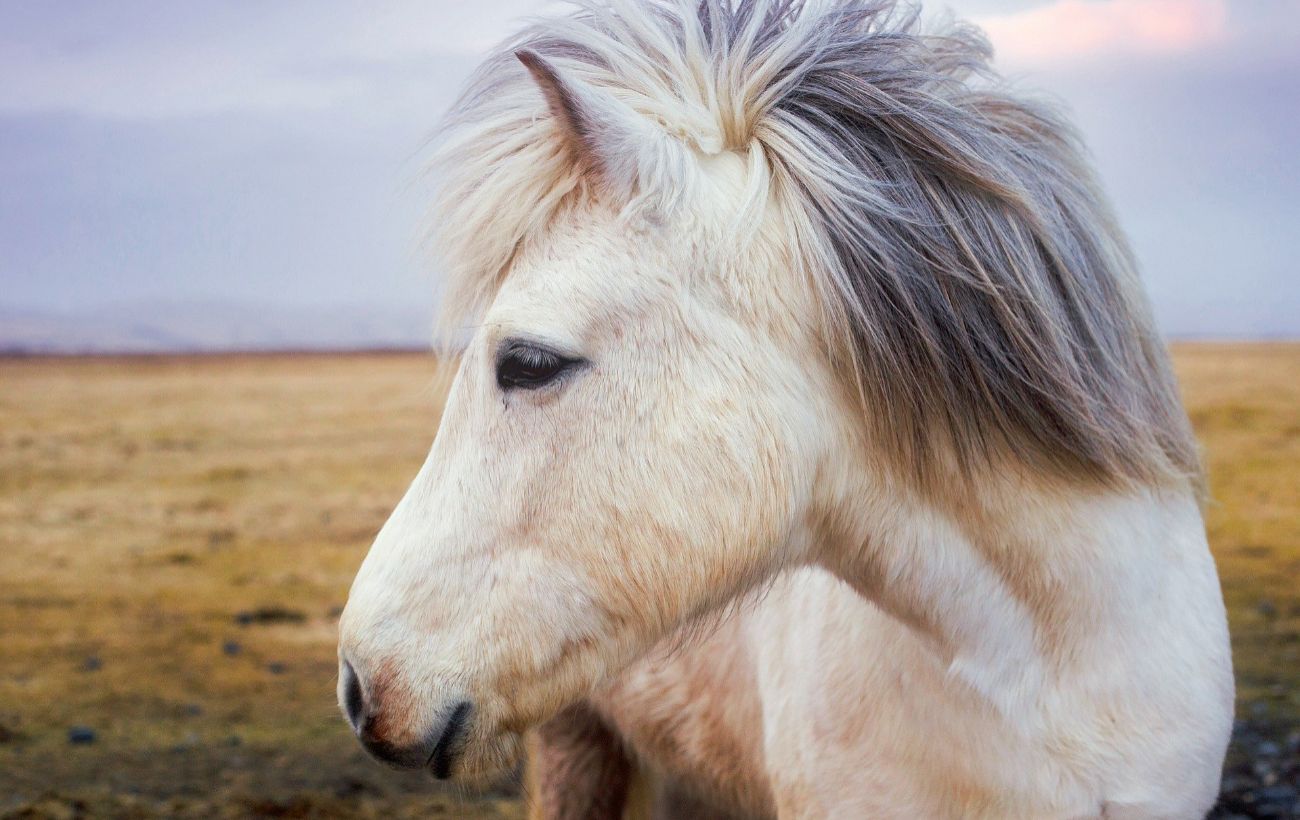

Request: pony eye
left=495, top=341, right=581, bottom=391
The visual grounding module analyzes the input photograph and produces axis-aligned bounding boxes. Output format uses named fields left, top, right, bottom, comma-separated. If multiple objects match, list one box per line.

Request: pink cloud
left=978, top=0, right=1229, bottom=67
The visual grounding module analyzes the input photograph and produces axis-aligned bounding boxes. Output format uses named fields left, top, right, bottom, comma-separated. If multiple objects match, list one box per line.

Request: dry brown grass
left=0, top=353, right=516, bottom=818
left=1173, top=343, right=1300, bottom=708
left=0, top=345, right=1295, bottom=816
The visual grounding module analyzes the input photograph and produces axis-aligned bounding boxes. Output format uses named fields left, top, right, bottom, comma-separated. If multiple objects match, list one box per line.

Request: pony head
left=337, top=0, right=1195, bottom=780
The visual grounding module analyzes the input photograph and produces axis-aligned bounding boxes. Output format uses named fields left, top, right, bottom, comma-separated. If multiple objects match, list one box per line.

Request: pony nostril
left=342, top=660, right=365, bottom=731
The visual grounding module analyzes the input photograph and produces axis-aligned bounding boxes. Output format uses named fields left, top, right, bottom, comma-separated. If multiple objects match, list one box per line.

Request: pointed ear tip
left=514, top=49, right=543, bottom=71
left=515, top=49, right=557, bottom=86
left=516, top=49, right=572, bottom=105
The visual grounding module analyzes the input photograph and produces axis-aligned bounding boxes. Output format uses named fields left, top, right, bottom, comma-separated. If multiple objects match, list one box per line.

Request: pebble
left=1212, top=710, right=1300, bottom=819
left=233, top=606, right=306, bottom=626
left=1256, top=785, right=1298, bottom=802
left=67, top=726, right=96, bottom=745
left=80, top=656, right=102, bottom=672
left=222, top=640, right=242, bottom=656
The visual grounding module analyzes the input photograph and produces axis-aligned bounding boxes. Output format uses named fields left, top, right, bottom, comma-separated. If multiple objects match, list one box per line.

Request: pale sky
left=1, top=0, right=1297, bottom=337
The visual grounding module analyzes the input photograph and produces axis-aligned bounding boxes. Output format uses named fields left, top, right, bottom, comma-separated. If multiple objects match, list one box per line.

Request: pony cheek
left=465, top=550, right=618, bottom=715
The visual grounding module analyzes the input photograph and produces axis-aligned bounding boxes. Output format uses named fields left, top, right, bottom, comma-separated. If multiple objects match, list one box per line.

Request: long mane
left=429, top=0, right=1200, bottom=490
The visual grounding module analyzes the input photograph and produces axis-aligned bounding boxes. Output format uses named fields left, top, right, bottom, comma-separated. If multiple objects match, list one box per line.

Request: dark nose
left=338, top=659, right=473, bottom=777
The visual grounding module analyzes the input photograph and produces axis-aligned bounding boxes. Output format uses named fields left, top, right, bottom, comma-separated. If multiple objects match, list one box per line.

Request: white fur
left=338, top=2, right=1233, bottom=816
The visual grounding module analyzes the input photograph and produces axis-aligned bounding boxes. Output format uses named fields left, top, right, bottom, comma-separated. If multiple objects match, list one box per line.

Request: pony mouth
left=427, top=725, right=525, bottom=785
left=426, top=700, right=473, bottom=779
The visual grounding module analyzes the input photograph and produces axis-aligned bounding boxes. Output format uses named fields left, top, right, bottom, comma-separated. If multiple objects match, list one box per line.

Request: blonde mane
left=428, top=0, right=1199, bottom=490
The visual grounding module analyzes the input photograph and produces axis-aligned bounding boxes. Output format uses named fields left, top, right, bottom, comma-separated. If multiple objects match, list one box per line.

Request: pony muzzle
left=338, top=656, right=474, bottom=778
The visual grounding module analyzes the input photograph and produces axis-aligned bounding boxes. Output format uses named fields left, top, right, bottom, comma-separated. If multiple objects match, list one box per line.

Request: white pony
left=337, top=1, right=1234, bottom=817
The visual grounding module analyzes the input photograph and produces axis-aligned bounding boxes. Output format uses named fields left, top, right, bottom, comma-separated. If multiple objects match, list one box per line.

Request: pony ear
left=516, top=48, right=683, bottom=205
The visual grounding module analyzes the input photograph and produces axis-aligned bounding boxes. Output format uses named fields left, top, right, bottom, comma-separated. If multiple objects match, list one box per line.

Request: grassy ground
left=0, top=346, right=1295, bottom=818
left=1175, top=345, right=1300, bottom=711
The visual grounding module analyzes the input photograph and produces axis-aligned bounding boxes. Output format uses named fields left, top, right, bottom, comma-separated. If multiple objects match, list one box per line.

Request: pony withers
left=338, top=1, right=1232, bottom=816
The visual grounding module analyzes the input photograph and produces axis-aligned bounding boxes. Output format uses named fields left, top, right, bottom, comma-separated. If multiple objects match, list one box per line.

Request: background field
left=0, top=346, right=1296, bottom=818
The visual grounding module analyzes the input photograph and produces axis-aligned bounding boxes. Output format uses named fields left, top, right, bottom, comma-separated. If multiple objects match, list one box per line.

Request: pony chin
left=449, top=730, right=526, bottom=785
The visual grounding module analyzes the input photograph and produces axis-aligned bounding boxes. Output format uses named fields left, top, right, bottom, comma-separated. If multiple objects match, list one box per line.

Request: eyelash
left=495, top=341, right=584, bottom=391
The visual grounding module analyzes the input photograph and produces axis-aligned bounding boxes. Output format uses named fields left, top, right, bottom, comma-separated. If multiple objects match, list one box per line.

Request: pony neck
left=816, top=467, right=1198, bottom=719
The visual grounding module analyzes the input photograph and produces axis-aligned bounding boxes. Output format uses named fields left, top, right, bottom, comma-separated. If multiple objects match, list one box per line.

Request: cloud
left=3, top=0, right=1297, bottom=336
left=0, top=0, right=556, bottom=120
left=978, top=0, right=1229, bottom=68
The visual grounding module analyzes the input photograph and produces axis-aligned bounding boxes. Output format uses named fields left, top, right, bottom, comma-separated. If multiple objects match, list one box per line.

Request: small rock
left=1255, top=785, right=1297, bottom=803
left=182, top=703, right=203, bottom=717
left=1256, top=740, right=1281, bottom=757
left=222, top=640, right=242, bottom=656
left=333, top=776, right=376, bottom=798
left=67, top=726, right=96, bottom=745
left=81, top=656, right=102, bottom=672
left=266, top=661, right=287, bottom=675
left=233, top=606, right=306, bottom=626
left=1222, top=774, right=1254, bottom=793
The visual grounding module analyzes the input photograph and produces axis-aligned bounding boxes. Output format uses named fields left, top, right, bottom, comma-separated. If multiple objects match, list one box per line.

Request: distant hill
left=0, top=301, right=433, bottom=354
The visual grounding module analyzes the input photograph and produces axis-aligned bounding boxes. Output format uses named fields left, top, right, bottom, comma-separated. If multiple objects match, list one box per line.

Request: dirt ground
left=0, top=346, right=1296, bottom=818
